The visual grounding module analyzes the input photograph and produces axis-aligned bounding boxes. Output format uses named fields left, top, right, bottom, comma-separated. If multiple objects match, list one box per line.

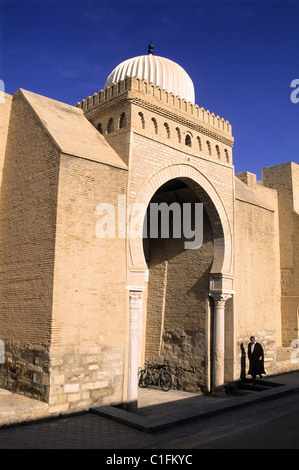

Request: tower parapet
left=76, top=75, right=233, bottom=140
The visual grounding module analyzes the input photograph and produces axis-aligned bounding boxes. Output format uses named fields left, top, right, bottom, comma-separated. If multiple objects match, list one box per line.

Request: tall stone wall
left=0, top=91, right=60, bottom=400
left=262, top=162, right=299, bottom=347
left=48, top=154, right=128, bottom=413
left=234, top=176, right=281, bottom=378
left=0, top=90, right=129, bottom=412
left=0, top=93, right=12, bottom=187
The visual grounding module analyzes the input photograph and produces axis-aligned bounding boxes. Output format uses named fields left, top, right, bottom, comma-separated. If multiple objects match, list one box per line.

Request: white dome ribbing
left=104, top=54, right=195, bottom=104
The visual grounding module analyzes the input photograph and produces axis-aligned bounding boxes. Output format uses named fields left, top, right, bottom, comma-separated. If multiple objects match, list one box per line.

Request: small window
left=152, top=117, right=158, bottom=134
left=206, top=140, right=211, bottom=155
left=216, top=145, right=220, bottom=159
left=197, top=136, right=202, bottom=152
left=164, top=122, right=170, bottom=138
left=138, top=112, right=145, bottom=129
left=119, top=112, right=126, bottom=129
left=185, top=134, right=192, bottom=147
left=107, top=118, right=114, bottom=134
left=176, top=127, right=181, bottom=143
left=97, top=123, right=103, bottom=134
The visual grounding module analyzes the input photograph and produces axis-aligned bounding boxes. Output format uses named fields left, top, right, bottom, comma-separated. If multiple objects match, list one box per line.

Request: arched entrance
left=126, top=163, right=234, bottom=408
left=143, top=178, right=213, bottom=392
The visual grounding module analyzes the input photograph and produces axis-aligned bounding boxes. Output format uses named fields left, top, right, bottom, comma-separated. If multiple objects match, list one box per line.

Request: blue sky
left=0, top=0, right=298, bottom=178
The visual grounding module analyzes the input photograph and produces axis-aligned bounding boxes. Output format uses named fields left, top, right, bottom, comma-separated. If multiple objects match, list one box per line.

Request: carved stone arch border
left=128, top=162, right=233, bottom=279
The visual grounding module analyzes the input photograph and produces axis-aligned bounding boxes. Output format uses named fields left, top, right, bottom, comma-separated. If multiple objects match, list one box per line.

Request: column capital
left=209, top=292, right=232, bottom=308
left=210, top=291, right=233, bottom=389
left=129, top=290, right=143, bottom=305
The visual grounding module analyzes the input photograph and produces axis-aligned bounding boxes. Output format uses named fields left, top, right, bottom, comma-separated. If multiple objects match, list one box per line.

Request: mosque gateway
left=0, top=46, right=298, bottom=415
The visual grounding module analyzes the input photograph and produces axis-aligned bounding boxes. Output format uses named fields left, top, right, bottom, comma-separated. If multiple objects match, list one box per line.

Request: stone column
left=127, top=289, right=143, bottom=411
left=210, top=292, right=232, bottom=389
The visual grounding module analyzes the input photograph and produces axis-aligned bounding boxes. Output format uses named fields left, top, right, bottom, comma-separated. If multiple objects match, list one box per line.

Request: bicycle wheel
left=159, top=370, right=173, bottom=391
left=138, top=369, right=151, bottom=388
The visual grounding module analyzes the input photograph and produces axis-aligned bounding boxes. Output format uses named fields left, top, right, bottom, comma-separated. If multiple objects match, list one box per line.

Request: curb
left=90, top=382, right=299, bottom=433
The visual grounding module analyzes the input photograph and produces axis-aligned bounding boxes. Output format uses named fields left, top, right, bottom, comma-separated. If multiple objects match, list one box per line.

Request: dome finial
left=148, top=41, right=154, bottom=55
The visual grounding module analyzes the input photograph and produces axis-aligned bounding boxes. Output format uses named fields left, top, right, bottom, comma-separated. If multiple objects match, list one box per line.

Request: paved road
left=1, top=390, right=299, bottom=450
left=161, top=392, right=299, bottom=449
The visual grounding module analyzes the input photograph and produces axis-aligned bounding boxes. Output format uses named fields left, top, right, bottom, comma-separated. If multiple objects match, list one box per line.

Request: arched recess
left=125, top=162, right=234, bottom=402
left=128, top=162, right=233, bottom=280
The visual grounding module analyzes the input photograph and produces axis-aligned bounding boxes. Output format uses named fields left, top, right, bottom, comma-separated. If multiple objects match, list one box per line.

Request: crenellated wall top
left=76, top=76, right=233, bottom=138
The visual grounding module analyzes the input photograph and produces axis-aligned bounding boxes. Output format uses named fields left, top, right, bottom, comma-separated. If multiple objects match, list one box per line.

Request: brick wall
left=0, top=90, right=129, bottom=411
left=126, top=121, right=234, bottom=391
left=234, top=181, right=281, bottom=377
left=263, top=162, right=299, bottom=347
left=143, top=187, right=213, bottom=391
left=0, top=90, right=60, bottom=400
left=0, top=93, right=12, bottom=187
left=48, top=154, right=128, bottom=413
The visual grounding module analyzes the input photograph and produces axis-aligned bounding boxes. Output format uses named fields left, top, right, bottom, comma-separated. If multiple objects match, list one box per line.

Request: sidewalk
left=1, top=370, right=299, bottom=432
left=91, top=371, right=299, bottom=432
left=0, top=388, right=49, bottom=427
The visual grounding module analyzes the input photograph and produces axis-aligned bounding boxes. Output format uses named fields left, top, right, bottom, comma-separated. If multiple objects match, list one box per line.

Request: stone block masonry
left=263, top=162, right=299, bottom=347
left=0, top=340, right=50, bottom=401
left=0, top=89, right=129, bottom=412
left=48, top=341, right=124, bottom=413
left=0, top=91, right=60, bottom=401
left=49, top=153, right=128, bottom=412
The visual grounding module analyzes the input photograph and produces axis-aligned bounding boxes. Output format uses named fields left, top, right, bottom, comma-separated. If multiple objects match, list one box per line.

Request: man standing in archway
left=248, top=336, right=266, bottom=384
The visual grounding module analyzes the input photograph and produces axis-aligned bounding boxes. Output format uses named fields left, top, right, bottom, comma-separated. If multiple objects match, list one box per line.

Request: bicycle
left=138, top=362, right=173, bottom=391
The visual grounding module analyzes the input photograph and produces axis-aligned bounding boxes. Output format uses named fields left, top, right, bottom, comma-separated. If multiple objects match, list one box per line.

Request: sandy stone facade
left=0, top=54, right=298, bottom=416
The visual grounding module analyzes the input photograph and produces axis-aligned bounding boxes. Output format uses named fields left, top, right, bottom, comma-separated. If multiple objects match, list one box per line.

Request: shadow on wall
left=142, top=180, right=214, bottom=393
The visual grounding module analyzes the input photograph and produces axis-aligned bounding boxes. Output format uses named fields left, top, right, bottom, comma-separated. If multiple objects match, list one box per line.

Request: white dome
left=104, top=54, right=195, bottom=104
